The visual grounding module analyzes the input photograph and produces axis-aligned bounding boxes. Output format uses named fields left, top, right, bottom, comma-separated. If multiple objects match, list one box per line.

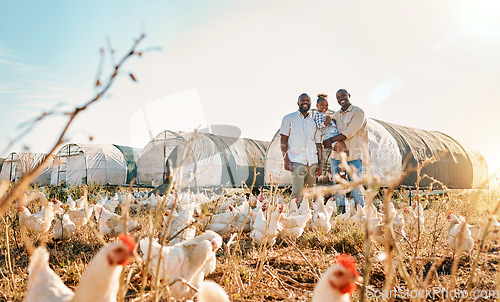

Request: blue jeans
left=330, top=158, right=365, bottom=207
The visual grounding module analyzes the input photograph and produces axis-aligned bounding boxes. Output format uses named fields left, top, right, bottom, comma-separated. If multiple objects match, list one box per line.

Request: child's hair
left=317, top=93, right=328, bottom=103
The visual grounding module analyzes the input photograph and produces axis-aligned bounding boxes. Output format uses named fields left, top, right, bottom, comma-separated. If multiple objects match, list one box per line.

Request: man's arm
left=328, top=133, right=347, bottom=143
left=280, top=134, right=292, bottom=171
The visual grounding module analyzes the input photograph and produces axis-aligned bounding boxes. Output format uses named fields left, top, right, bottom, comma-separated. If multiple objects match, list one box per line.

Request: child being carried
left=313, top=94, right=349, bottom=178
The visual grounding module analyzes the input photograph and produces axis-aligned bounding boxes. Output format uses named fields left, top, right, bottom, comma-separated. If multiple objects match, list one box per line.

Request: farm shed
left=0, top=152, right=54, bottom=185
left=137, top=130, right=269, bottom=188
left=265, top=118, right=488, bottom=189
left=50, top=143, right=141, bottom=186
left=373, top=119, right=488, bottom=188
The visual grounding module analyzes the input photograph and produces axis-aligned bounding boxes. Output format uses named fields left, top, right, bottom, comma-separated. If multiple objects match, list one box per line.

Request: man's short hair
left=298, top=93, right=309, bottom=100
left=336, top=89, right=348, bottom=95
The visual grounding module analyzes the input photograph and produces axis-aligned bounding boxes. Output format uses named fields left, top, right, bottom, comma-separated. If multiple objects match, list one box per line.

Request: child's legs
left=333, top=140, right=348, bottom=155
left=333, top=140, right=348, bottom=174
left=323, top=138, right=332, bottom=149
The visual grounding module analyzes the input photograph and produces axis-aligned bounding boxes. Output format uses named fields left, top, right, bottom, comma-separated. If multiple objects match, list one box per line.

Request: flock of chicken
left=15, top=188, right=500, bottom=301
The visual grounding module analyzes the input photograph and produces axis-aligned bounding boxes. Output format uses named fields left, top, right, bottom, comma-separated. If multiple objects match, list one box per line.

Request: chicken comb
left=118, top=233, right=136, bottom=253
left=447, top=211, right=452, bottom=219
left=336, top=253, right=358, bottom=277
left=257, top=192, right=264, bottom=202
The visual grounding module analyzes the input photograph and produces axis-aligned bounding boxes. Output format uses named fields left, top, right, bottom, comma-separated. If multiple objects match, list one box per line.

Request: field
left=1, top=182, right=499, bottom=301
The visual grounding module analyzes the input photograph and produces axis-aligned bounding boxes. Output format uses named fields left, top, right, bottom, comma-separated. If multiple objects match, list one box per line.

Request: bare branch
left=0, top=33, right=146, bottom=215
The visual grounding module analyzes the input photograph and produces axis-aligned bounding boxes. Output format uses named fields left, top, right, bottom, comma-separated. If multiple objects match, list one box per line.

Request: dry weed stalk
left=0, top=33, right=146, bottom=216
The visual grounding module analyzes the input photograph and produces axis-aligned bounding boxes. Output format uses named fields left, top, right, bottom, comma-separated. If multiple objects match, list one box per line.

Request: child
left=313, top=94, right=349, bottom=178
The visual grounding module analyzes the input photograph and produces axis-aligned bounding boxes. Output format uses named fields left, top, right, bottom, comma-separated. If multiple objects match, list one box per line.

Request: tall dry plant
left=0, top=33, right=147, bottom=216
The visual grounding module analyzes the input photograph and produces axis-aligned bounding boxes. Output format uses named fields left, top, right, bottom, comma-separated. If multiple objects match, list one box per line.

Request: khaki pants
left=291, top=162, right=317, bottom=200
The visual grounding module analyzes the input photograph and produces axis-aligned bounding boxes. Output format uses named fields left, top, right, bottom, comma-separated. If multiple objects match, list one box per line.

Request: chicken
left=165, top=205, right=197, bottom=245
left=364, top=203, right=381, bottom=220
left=206, top=210, right=236, bottom=236
left=312, top=254, right=361, bottom=302
left=52, top=214, right=76, bottom=241
left=66, top=194, right=93, bottom=229
left=94, top=204, right=140, bottom=238
left=19, top=200, right=55, bottom=235
left=280, top=199, right=311, bottom=241
left=197, top=280, right=230, bottom=302
left=370, top=223, right=386, bottom=245
left=380, top=202, right=405, bottom=237
left=140, top=230, right=223, bottom=301
left=336, top=200, right=355, bottom=223
left=448, top=213, right=474, bottom=254
left=288, top=197, right=299, bottom=215
left=345, top=204, right=365, bottom=228
left=66, top=205, right=94, bottom=229
left=310, top=196, right=335, bottom=233
left=469, top=217, right=500, bottom=243
left=231, top=200, right=253, bottom=232
left=250, top=205, right=283, bottom=246
left=67, top=193, right=87, bottom=211
left=97, top=193, right=120, bottom=213
left=325, top=197, right=337, bottom=218
left=24, top=234, right=137, bottom=302
left=402, top=205, right=424, bottom=237
left=50, top=199, right=65, bottom=215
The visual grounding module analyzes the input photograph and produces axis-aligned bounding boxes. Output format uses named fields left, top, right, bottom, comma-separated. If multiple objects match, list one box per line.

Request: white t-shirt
left=280, top=110, right=321, bottom=166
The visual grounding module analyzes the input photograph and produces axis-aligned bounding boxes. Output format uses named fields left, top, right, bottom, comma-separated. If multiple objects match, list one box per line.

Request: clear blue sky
left=1, top=0, right=499, bottom=181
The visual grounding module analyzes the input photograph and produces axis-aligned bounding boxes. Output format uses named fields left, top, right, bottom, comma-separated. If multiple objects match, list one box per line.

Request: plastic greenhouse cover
left=51, top=144, right=127, bottom=185
left=137, top=131, right=186, bottom=186
left=137, top=130, right=269, bottom=187
left=0, top=153, right=53, bottom=185
left=373, top=119, right=488, bottom=189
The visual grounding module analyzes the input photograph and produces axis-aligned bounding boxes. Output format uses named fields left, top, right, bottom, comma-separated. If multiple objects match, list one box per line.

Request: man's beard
left=299, top=105, right=310, bottom=112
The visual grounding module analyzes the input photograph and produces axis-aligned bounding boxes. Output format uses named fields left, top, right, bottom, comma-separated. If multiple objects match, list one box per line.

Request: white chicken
left=312, top=254, right=361, bottom=302
left=345, top=204, right=365, bottom=228
left=94, top=204, right=140, bottom=238
left=250, top=205, right=283, bottom=246
left=197, top=280, right=230, bottom=302
left=402, top=205, right=424, bottom=237
left=206, top=210, right=236, bottom=236
left=310, top=196, right=335, bottom=234
left=52, top=214, right=76, bottom=241
left=226, top=200, right=253, bottom=233
left=369, top=223, right=386, bottom=246
left=165, top=205, right=197, bottom=245
left=140, top=230, right=223, bottom=301
left=448, top=213, right=474, bottom=254
left=288, top=197, right=299, bottom=215
left=469, top=217, right=500, bottom=243
left=24, top=234, right=137, bottom=302
left=65, top=194, right=93, bottom=229
left=336, top=200, right=355, bottom=223
left=380, top=202, right=406, bottom=237
left=19, top=200, right=55, bottom=235
left=280, top=199, right=312, bottom=241
left=97, top=193, right=120, bottom=213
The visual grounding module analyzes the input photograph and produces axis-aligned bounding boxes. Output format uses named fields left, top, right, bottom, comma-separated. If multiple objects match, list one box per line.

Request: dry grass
left=1, top=184, right=499, bottom=301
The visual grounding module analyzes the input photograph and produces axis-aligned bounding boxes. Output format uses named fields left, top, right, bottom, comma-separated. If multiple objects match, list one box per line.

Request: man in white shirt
left=280, top=93, right=323, bottom=200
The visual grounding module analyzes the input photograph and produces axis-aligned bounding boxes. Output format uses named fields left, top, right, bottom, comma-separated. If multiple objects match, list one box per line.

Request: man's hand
left=284, top=155, right=292, bottom=172
left=316, top=162, right=323, bottom=177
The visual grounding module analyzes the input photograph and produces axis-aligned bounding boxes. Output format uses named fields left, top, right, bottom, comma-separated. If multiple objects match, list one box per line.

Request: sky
left=1, top=0, right=499, bottom=184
